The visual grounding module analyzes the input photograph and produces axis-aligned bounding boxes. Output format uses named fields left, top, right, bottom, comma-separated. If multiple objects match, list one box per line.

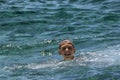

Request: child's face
left=59, top=42, right=75, bottom=59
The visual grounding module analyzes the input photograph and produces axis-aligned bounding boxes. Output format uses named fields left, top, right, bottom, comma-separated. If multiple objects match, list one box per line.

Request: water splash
left=77, top=45, right=120, bottom=68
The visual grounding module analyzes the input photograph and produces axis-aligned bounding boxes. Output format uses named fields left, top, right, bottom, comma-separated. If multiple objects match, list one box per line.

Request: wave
left=2, top=45, right=120, bottom=72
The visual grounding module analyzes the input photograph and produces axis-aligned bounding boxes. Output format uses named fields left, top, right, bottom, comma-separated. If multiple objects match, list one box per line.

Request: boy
left=58, top=40, right=76, bottom=61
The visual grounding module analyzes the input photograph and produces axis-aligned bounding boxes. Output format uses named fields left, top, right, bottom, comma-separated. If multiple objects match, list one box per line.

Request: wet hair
left=59, top=40, right=74, bottom=49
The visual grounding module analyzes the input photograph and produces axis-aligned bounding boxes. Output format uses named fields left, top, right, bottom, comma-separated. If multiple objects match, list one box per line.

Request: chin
left=64, top=56, right=74, bottom=61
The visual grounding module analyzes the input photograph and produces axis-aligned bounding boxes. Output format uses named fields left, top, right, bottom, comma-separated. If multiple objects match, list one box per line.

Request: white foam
left=77, top=45, right=120, bottom=67
left=27, top=63, right=55, bottom=69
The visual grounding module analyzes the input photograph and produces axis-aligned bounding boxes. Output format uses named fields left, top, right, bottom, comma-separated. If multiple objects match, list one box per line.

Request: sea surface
left=0, top=0, right=120, bottom=80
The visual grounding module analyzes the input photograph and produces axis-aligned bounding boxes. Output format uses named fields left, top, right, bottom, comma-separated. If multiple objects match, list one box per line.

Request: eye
left=68, top=46, right=72, bottom=50
left=61, top=46, right=73, bottom=51
left=62, top=47, right=66, bottom=50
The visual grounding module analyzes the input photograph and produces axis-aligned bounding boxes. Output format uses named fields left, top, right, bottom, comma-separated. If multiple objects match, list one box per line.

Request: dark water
left=0, top=0, right=120, bottom=80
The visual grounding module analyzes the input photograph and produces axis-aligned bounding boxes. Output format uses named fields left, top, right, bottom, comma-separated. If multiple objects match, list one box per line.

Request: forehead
left=61, top=43, right=73, bottom=47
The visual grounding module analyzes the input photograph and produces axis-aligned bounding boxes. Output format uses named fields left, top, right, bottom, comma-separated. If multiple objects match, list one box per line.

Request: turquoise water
left=0, top=0, right=120, bottom=80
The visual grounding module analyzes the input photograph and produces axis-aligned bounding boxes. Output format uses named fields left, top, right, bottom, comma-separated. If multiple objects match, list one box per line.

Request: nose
left=65, top=48, right=69, bottom=51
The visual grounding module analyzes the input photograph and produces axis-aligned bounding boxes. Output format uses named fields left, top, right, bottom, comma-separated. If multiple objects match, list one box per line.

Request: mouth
left=64, top=53, right=71, bottom=56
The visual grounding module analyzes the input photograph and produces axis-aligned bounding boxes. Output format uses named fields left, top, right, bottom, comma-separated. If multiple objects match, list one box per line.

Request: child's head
left=58, top=40, right=76, bottom=60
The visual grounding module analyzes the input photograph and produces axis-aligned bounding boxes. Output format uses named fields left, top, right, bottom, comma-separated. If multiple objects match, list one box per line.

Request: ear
left=73, top=48, right=76, bottom=54
left=58, top=49, right=61, bottom=55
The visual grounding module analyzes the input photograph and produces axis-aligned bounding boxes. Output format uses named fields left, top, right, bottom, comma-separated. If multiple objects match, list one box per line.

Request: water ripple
left=0, top=0, right=120, bottom=80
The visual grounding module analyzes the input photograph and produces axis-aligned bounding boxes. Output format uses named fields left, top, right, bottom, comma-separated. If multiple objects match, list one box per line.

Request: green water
left=0, top=0, right=120, bottom=80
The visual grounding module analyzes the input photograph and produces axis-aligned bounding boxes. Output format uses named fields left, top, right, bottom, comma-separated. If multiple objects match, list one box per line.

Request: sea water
left=0, top=0, right=120, bottom=80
